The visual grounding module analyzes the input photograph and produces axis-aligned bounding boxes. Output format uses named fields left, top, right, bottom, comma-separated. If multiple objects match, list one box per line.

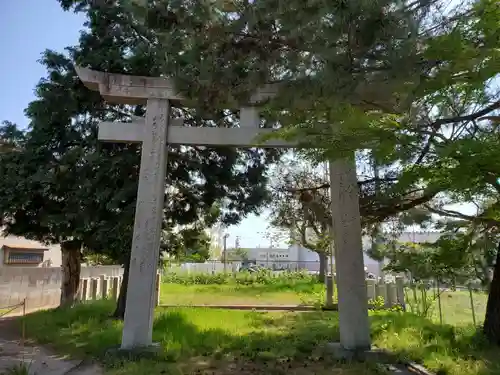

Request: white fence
left=366, top=277, right=406, bottom=308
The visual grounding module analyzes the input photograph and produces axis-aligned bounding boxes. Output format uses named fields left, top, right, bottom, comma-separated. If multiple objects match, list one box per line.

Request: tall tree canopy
left=0, top=1, right=279, bottom=313
left=109, top=0, right=500, bottom=226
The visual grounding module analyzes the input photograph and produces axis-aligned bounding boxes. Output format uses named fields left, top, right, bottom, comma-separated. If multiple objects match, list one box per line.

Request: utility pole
left=372, top=153, right=384, bottom=281
left=324, top=160, right=334, bottom=276
left=223, top=233, right=229, bottom=273
left=325, top=160, right=334, bottom=308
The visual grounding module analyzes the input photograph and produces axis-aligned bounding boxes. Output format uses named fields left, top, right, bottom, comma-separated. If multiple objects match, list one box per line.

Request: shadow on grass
left=18, top=302, right=500, bottom=375
left=151, top=308, right=340, bottom=361
left=20, top=301, right=122, bottom=356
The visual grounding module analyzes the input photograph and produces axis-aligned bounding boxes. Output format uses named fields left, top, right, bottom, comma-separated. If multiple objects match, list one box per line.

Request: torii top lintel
left=74, top=66, right=279, bottom=106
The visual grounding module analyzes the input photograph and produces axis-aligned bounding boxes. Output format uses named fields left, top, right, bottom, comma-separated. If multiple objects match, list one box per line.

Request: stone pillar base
left=325, top=342, right=392, bottom=362
left=105, top=342, right=162, bottom=361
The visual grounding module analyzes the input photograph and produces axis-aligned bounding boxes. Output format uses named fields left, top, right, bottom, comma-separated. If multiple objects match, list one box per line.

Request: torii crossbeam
left=75, top=66, right=370, bottom=353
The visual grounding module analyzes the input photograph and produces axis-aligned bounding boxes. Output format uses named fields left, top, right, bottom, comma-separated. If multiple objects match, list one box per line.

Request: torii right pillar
left=329, top=156, right=371, bottom=352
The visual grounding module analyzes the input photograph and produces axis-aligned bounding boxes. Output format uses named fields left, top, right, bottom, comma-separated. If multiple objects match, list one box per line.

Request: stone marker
left=386, top=283, right=397, bottom=307
left=395, top=277, right=405, bottom=309
left=74, top=66, right=370, bottom=353
left=325, top=275, right=334, bottom=309
left=376, top=282, right=388, bottom=303
left=366, top=279, right=376, bottom=301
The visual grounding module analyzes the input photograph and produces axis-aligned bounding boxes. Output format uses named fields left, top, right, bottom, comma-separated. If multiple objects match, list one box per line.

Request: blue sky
left=0, top=0, right=85, bottom=129
left=0, top=0, right=269, bottom=248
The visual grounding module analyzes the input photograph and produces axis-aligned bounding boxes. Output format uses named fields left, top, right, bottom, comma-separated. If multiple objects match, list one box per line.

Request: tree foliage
left=124, top=0, right=424, bottom=113
left=377, top=230, right=497, bottom=287
left=268, top=159, right=330, bottom=251
left=267, top=158, right=332, bottom=281
left=162, top=227, right=212, bottom=263
left=0, top=1, right=280, bottom=310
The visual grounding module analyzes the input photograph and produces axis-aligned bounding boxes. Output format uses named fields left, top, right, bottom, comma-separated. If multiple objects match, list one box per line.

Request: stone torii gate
left=74, top=66, right=371, bottom=353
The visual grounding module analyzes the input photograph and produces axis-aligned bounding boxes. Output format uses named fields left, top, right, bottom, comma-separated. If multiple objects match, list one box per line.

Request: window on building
left=2, top=245, right=47, bottom=265
left=6, top=251, right=44, bottom=264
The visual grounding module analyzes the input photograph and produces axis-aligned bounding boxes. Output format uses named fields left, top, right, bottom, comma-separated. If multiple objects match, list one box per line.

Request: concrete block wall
left=0, top=266, right=123, bottom=313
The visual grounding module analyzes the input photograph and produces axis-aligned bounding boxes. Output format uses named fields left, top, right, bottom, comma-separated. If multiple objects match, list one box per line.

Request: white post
left=395, top=276, right=405, bottom=309
left=329, top=157, right=371, bottom=351
left=111, top=277, right=119, bottom=301
left=91, top=278, right=98, bottom=301
left=99, top=275, right=106, bottom=299
left=154, top=273, right=161, bottom=307
left=121, top=99, right=170, bottom=349
left=81, top=278, right=89, bottom=302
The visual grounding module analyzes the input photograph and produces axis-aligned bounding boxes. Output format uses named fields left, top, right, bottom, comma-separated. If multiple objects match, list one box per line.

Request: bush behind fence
left=162, top=268, right=317, bottom=285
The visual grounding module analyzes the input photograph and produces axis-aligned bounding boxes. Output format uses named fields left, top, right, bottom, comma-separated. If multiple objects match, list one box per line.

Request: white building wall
left=241, top=231, right=442, bottom=276
left=206, top=223, right=225, bottom=259
left=0, top=235, right=62, bottom=268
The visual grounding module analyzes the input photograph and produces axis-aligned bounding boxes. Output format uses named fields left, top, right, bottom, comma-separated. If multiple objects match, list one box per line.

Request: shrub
left=162, top=269, right=317, bottom=286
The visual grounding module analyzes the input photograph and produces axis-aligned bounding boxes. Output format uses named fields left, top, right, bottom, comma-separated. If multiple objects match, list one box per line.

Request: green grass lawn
left=19, top=301, right=500, bottom=375
left=160, top=282, right=488, bottom=327
left=436, top=290, right=487, bottom=326
left=405, top=289, right=488, bottom=326
left=160, top=282, right=325, bottom=306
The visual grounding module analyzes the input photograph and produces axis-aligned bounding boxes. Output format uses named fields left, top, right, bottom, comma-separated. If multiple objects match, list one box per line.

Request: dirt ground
left=0, top=317, right=102, bottom=375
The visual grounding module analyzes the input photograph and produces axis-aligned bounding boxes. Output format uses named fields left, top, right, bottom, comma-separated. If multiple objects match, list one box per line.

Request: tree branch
left=424, top=204, right=500, bottom=227
left=427, top=99, right=500, bottom=130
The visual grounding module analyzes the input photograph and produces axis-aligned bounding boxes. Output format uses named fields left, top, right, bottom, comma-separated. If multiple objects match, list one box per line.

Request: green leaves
left=0, top=1, right=281, bottom=262
left=381, top=227, right=498, bottom=287
left=116, top=0, right=422, bottom=114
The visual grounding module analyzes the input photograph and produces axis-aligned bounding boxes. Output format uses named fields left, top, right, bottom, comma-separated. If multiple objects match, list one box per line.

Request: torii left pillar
left=121, top=98, right=170, bottom=348
left=73, top=67, right=178, bottom=349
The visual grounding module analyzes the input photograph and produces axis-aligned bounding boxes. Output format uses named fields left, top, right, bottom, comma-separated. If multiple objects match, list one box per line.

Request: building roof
left=2, top=244, right=49, bottom=251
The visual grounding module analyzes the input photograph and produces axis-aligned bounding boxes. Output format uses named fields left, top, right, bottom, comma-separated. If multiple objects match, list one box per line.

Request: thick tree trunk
left=59, top=240, right=82, bottom=308
left=483, top=243, right=500, bottom=345
left=113, top=253, right=130, bottom=320
left=318, top=252, right=327, bottom=283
